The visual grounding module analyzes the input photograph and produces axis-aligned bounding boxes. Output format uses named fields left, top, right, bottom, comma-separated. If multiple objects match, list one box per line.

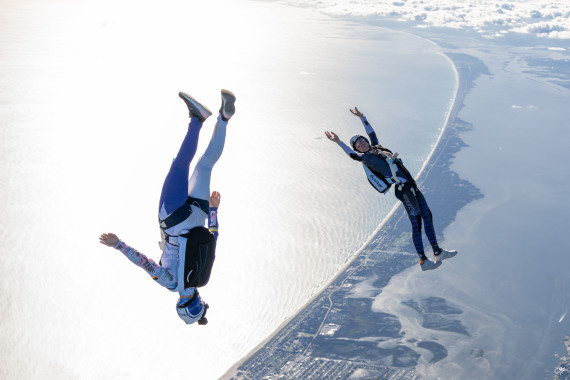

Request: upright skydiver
left=99, top=90, right=236, bottom=324
left=325, top=107, right=456, bottom=271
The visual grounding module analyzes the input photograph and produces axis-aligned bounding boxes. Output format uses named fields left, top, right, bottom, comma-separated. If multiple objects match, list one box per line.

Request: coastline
left=221, top=39, right=485, bottom=379
left=0, top=1, right=475, bottom=379
left=3, top=0, right=568, bottom=378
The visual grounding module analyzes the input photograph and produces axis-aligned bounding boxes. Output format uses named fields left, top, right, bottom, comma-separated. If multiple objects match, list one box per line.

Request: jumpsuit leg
left=187, top=115, right=228, bottom=201
left=415, top=189, right=439, bottom=250
left=395, top=186, right=427, bottom=260
left=158, top=117, right=203, bottom=218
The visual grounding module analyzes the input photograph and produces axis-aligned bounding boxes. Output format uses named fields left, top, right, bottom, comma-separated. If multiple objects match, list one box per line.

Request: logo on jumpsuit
left=403, top=194, right=419, bottom=216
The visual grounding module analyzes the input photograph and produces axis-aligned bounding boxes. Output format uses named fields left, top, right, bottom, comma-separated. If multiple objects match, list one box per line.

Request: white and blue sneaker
left=219, top=89, right=236, bottom=121
left=421, top=258, right=442, bottom=271
left=179, top=92, right=212, bottom=122
left=433, top=248, right=458, bottom=262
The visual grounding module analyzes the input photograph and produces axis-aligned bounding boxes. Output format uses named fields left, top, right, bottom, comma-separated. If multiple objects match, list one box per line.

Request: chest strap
left=386, top=155, right=403, bottom=185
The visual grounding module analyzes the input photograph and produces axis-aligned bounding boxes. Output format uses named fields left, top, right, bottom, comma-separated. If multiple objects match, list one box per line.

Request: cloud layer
left=281, top=0, right=570, bottom=39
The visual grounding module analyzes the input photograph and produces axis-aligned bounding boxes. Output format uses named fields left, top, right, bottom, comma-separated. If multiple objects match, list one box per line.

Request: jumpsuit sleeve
left=114, top=241, right=177, bottom=290
left=360, top=116, right=379, bottom=146
left=208, top=207, right=219, bottom=240
left=338, top=140, right=364, bottom=162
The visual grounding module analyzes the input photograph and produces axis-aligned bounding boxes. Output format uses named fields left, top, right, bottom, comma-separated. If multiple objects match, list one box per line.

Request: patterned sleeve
left=208, top=207, right=219, bottom=239
left=114, top=241, right=177, bottom=290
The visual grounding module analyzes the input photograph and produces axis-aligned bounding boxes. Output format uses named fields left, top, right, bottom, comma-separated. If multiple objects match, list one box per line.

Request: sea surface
left=0, top=0, right=456, bottom=378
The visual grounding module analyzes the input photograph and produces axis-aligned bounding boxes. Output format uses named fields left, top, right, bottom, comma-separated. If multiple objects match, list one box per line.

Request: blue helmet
left=350, top=135, right=369, bottom=151
left=176, top=291, right=209, bottom=325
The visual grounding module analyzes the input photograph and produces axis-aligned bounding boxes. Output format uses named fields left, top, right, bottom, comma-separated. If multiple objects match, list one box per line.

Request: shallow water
left=0, top=0, right=456, bottom=378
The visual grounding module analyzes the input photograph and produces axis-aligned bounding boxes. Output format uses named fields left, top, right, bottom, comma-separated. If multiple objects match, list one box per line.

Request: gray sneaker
left=433, top=248, right=458, bottom=262
left=179, top=92, right=212, bottom=122
left=421, top=259, right=442, bottom=271
left=219, top=89, right=236, bottom=121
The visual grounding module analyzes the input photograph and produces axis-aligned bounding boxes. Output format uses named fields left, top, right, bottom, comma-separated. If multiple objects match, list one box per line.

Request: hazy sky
left=281, top=0, right=570, bottom=39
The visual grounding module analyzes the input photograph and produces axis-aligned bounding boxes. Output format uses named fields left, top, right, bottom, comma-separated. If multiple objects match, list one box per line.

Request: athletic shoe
left=179, top=92, right=212, bottom=122
left=219, top=89, right=236, bottom=121
left=433, top=248, right=458, bottom=262
left=421, top=259, right=442, bottom=271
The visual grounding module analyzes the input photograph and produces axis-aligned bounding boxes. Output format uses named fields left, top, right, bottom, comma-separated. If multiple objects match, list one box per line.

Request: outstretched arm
left=325, top=131, right=363, bottom=162
left=350, top=107, right=379, bottom=146
left=99, top=233, right=177, bottom=290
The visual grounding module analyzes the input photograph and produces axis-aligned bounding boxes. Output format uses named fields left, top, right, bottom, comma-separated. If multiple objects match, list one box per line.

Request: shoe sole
left=179, top=92, right=212, bottom=120
left=220, top=89, right=236, bottom=119
left=421, top=261, right=442, bottom=271
left=221, top=89, right=235, bottom=98
left=434, top=251, right=458, bottom=262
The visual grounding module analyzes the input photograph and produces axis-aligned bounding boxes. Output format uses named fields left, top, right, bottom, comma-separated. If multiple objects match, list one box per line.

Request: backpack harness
left=158, top=197, right=216, bottom=289
left=159, top=196, right=209, bottom=246
left=159, top=196, right=209, bottom=230
left=363, top=149, right=416, bottom=194
left=178, top=226, right=216, bottom=288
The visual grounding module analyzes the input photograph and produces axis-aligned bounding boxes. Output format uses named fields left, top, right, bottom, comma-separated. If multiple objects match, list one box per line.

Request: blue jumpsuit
left=338, top=116, right=440, bottom=261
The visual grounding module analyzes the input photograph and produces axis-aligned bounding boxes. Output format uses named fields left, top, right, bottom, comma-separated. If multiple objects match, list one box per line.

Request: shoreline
left=221, top=33, right=484, bottom=379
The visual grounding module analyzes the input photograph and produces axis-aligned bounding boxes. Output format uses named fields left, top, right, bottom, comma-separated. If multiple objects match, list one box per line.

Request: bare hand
left=209, top=191, right=221, bottom=208
left=350, top=107, right=363, bottom=117
left=325, top=131, right=340, bottom=143
left=99, top=233, right=119, bottom=247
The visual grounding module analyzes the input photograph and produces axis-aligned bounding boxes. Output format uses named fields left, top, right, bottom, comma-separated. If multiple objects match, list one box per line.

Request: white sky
left=280, top=0, right=570, bottom=39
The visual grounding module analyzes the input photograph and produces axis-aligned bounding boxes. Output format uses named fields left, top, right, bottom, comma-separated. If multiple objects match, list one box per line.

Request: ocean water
left=373, top=44, right=570, bottom=378
left=0, top=0, right=456, bottom=378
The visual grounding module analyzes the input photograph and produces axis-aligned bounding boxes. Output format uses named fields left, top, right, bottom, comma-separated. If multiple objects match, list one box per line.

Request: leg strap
left=159, top=196, right=209, bottom=229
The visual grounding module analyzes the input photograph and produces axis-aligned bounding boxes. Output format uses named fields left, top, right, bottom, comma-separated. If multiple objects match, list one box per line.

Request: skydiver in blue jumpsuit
left=325, top=107, right=457, bottom=271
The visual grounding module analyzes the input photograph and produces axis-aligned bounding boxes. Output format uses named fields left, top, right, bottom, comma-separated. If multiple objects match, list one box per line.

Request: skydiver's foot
left=179, top=92, right=212, bottom=122
left=433, top=248, right=458, bottom=262
left=420, top=258, right=442, bottom=271
left=219, top=89, right=236, bottom=121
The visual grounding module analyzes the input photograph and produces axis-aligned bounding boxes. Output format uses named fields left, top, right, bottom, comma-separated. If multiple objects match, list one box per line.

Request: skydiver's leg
left=414, top=189, right=457, bottom=261
left=395, top=186, right=426, bottom=261
left=158, top=117, right=203, bottom=219
left=187, top=115, right=228, bottom=201
left=187, top=90, right=235, bottom=202
left=415, top=189, right=439, bottom=250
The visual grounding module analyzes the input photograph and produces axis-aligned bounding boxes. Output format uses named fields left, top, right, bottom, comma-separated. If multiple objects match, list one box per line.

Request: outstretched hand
left=325, top=131, right=340, bottom=143
left=209, top=191, right=221, bottom=208
left=99, top=233, right=119, bottom=247
left=350, top=107, right=363, bottom=118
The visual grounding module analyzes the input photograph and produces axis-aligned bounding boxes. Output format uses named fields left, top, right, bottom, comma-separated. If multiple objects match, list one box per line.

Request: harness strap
left=386, top=156, right=403, bottom=185
left=160, top=203, right=192, bottom=229
left=159, top=196, right=210, bottom=230
left=396, top=182, right=417, bottom=195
